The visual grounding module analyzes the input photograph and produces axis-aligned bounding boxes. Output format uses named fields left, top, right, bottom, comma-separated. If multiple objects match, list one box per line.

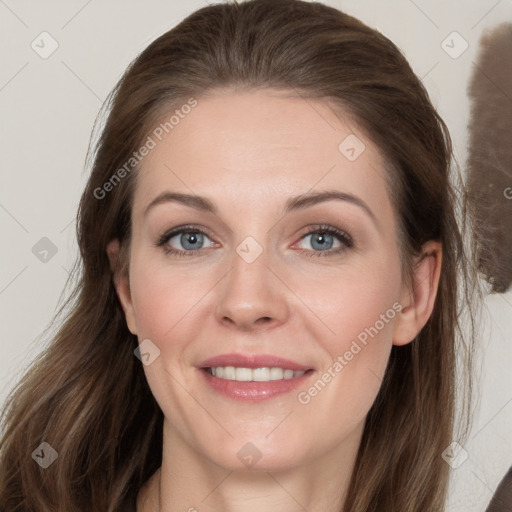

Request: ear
left=393, top=240, right=442, bottom=346
left=107, top=239, right=137, bottom=335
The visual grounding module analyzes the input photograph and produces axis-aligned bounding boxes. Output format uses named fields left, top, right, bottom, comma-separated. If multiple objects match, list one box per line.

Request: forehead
left=132, top=88, right=393, bottom=223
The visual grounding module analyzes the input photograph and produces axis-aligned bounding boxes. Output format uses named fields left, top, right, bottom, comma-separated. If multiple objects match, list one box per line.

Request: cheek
left=298, top=253, right=402, bottom=354
left=294, top=256, right=402, bottom=417
left=126, top=253, right=210, bottom=425
left=325, top=277, right=400, bottom=357
left=128, top=250, right=213, bottom=344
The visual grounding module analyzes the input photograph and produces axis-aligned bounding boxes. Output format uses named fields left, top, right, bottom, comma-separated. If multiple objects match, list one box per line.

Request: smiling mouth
left=203, top=366, right=313, bottom=382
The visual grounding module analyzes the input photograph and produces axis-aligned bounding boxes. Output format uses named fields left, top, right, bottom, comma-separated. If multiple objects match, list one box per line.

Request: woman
left=0, top=0, right=479, bottom=510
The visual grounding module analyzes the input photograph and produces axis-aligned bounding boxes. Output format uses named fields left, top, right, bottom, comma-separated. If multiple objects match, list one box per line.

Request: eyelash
left=296, top=225, right=354, bottom=258
left=155, top=224, right=354, bottom=258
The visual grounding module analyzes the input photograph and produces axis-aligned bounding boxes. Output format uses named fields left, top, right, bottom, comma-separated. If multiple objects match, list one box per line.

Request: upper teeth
left=209, top=366, right=306, bottom=381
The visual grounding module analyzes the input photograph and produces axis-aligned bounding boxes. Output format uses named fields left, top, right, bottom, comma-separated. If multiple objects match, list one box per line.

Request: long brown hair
left=0, top=1, right=479, bottom=510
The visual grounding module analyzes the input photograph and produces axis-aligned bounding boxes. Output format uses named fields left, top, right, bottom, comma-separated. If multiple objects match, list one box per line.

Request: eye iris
left=311, top=233, right=333, bottom=251
left=181, top=232, right=203, bottom=250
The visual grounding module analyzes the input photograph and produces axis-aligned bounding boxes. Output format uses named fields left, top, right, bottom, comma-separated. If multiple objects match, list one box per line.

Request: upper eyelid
left=159, top=224, right=353, bottom=249
left=161, top=225, right=215, bottom=242
left=160, top=224, right=349, bottom=238
left=143, top=191, right=378, bottom=234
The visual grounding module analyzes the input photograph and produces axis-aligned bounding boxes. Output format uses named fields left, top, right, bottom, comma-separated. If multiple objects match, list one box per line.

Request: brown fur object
left=466, top=23, right=512, bottom=293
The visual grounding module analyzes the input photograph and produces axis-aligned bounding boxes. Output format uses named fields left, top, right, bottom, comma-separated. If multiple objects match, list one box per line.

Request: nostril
left=256, top=316, right=272, bottom=324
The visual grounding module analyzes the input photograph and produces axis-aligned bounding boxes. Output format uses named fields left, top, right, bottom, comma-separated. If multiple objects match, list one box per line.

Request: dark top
left=485, top=466, right=512, bottom=512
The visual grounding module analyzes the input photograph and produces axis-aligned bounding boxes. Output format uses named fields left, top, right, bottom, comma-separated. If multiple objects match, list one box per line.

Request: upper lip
left=198, top=353, right=313, bottom=371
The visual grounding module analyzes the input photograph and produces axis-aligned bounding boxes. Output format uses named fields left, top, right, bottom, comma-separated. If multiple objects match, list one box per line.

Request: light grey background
left=1, top=1, right=511, bottom=511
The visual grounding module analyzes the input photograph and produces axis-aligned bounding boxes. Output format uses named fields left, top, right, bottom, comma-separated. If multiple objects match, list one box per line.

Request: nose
left=214, top=243, right=290, bottom=332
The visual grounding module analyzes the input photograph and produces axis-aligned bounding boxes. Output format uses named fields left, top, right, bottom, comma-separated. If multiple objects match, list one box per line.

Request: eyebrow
left=143, top=189, right=378, bottom=226
left=283, top=190, right=377, bottom=224
left=144, top=192, right=217, bottom=217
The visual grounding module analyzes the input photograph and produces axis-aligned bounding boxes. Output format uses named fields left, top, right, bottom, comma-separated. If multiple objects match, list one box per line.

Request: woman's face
left=112, top=88, right=422, bottom=472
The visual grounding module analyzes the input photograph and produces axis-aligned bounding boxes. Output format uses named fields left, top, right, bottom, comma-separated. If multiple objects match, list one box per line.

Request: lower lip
left=200, top=369, right=314, bottom=402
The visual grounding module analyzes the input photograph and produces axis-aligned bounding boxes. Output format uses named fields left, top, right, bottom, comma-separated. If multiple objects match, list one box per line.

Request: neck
left=137, top=419, right=363, bottom=512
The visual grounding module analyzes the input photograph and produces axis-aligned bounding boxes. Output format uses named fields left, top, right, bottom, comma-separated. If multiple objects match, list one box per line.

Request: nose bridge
left=214, top=232, right=289, bottom=329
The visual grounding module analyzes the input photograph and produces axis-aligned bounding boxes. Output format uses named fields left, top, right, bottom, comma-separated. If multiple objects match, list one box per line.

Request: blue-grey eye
left=301, top=232, right=339, bottom=251
left=169, top=231, right=211, bottom=251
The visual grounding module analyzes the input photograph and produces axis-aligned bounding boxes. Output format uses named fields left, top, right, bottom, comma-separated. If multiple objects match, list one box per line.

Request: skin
left=107, top=88, right=442, bottom=512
